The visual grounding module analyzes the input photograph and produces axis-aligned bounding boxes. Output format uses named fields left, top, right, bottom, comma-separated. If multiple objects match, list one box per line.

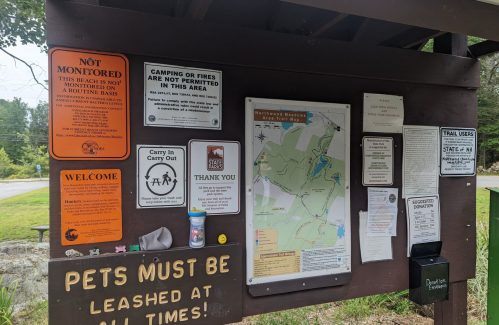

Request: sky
left=0, top=43, right=49, bottom=107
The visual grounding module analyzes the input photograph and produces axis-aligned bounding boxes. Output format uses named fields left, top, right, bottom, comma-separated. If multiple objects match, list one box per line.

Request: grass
left=11, top=301, right=47, bottom=325
left=0, top=277, right=17, bottom=325
left=0, top=188, right=49, bottom=242
left=468, top=188, right=490, bottom=324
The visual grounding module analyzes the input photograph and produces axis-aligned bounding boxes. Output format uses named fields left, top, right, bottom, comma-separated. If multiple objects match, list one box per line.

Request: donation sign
left=440, top=127, right=477, bottom=176
left=406, top=195, right=440, bottom=257
left=363, top=93, right=404, bottom=133
left=137, top=145, right=186, bottom=208
left=60, top=169, right=122, bottom=246
left=144, top=63, right=222, bottom=129
left=245, top=98, right=351, bottom=286
left=48, top=244, right=243, bottom=325
left=189, top=140, right=240, bottom=215
left=49, top=47, right=130, bottom=160
left=362, top=137, right=394, bottom=186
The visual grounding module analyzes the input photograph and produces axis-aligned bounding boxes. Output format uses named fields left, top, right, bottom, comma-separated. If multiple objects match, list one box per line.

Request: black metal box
left=409, top=241, right=449, bottom=305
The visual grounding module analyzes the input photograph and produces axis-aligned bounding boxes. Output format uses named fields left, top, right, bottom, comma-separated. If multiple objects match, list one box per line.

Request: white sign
left=477, top=0, right=499, bottom=6
left=245, top=97, right=351, bottom=285
left=367, top=187, right=398, bottom=236
left=402, top=126, right=440, bottom=198
left=359, top=211, right=393, bottom=263
left=362, top=137, right=394, bottom=186
left=440, top=127, right=477, bottom=177
left=406, top=195, right=440, bottom=257
left=144, top=63, right=222, bottom=129
left=136, top=145, right=186, bottom=208
left=363, top=93, right=404, bottom=133
left=189, top=140, right=240, bottom=215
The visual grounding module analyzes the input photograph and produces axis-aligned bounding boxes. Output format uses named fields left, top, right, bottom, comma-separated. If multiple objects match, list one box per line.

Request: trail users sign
left=440, top=127, right=477, bottom=177
left=137, top=145, right=186, bottom=208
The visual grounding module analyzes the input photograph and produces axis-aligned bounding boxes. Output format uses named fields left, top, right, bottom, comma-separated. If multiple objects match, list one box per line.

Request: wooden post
left=434, top=33, right=468, bottom=57
left=434, top=281, right=468, bottom=325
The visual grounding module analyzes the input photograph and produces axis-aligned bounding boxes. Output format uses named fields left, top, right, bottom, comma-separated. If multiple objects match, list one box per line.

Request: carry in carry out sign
left=137, top=145, right=186, bottom=208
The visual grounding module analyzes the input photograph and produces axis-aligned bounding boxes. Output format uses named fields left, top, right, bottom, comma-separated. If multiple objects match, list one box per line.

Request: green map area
left=253, top=121, right=345, bottom=252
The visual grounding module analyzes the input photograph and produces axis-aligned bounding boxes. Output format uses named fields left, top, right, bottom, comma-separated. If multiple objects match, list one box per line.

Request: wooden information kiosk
left=46, top=0, right=499, bottom=324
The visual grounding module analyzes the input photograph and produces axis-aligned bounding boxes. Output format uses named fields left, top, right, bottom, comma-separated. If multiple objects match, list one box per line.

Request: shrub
left=0, top=277, right=17, bottom=325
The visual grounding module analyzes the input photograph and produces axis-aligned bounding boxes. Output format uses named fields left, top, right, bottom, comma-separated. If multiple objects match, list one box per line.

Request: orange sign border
left=49, top=47, right=130, bottom=160
left=60, top=169, right=123, bottom=246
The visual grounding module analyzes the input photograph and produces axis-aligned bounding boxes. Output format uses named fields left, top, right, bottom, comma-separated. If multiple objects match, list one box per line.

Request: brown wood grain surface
left=282, top=0, right=499, bottom=42
left=46, top=0, right=480, bottom=89
left=434, top=281, right=468, bottom=325
left=47, top=0, right=478, bottom=317
left=49, top=244, right=243, bottom=324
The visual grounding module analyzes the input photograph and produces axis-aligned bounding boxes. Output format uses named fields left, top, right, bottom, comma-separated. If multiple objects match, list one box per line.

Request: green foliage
left=27, top=102, right=48, bottom=149
left=0, top=0, right=46, bottom=50
left=15, top=140, right=49, bottom=179
left=255, top=307, right=321, bottom=325
left=468, top=221, right=488, bottom=322
left=0, top=98, right=28, bottom=164
left=335, top=290, right=414, bottom=321
left=0, top=276, right=17, bottom=325
left=0, top=148, right=12, bottom=179
left=0, top=98, right=49, bottom=179
left=11, top=300, right=48, bottom=325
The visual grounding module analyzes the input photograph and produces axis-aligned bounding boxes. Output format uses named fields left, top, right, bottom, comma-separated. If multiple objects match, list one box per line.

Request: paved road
left=477, top=176, right=499, bottom=188
left=0, top=181, right=49, bottom=200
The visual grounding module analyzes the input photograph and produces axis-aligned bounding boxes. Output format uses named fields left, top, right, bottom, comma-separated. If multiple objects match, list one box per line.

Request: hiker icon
left=162, top=172, right=172, bottom=185
left=144, top=163, right=178, bottom=196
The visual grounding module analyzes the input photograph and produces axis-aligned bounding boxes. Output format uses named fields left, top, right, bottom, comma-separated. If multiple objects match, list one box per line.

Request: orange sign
left=49, top=47, right=130, bottom=160
left=61, top=169, right=122, bottom=246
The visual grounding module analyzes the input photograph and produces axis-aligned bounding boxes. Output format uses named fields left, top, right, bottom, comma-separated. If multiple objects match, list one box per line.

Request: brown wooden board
left=282, top=0, right=499, bottom=42
left=45, top=0, right=480, bottom=89
left=47, top=0, right=477, bottom=317
left=49, top=244, right=242, bottom=325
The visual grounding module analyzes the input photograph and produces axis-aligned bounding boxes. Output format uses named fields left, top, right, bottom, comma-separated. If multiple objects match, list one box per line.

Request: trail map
left=246, top=98, right=351, bottom=285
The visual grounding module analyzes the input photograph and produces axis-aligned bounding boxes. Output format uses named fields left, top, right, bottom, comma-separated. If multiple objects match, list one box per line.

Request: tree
left=477, top=51, right=499, bottom=167
left=0, top=0, right=47, bottom=89
left=28, top=101, right=49, bottom=150
left=0, top=147, right=12, bottom=179
left=17, top=140, right=49, bottom=178
left=0, top=98, right=28, bottom=164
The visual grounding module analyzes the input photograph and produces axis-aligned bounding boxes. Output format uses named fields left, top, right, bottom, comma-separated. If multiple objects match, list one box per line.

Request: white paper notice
left=144, top=63, right=222, bottom=129
left=402, top=126, right=439, bottom=198
left=359, top=211, right=393, bottom=263
left=367, top=187, right=398, bottom=236
left=189, top=140, right=240, bottom=215
left=440, top=127, right=477, bottom=177
left=136, top=145, right=186, bottom=208
left=363, top=93, right=404, bottom=133
left=406, top=195, right=440, bottom=257
left=362, top=137, right=394, bottom=186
